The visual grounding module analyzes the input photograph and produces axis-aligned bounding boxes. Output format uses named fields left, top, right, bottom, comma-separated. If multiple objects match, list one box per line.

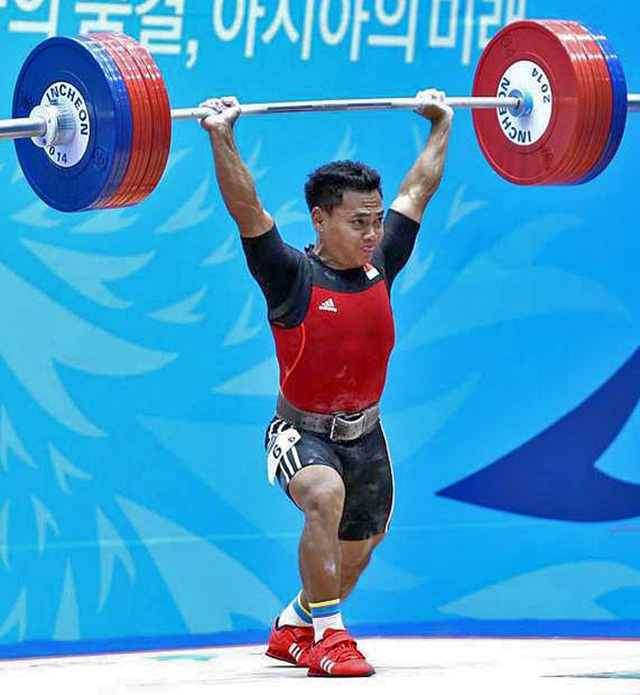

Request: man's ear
left=311, top=206, right=325, bottom=232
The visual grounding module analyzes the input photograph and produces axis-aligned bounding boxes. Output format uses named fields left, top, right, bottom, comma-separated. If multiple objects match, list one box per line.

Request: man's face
left=312, top=189, right=384, bottom=269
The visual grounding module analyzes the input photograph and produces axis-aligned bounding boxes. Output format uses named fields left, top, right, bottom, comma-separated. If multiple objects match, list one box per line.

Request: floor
left=1, top=637, right=639, bottom=694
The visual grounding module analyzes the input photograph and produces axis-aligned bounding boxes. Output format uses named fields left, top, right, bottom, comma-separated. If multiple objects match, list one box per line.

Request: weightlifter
left=201, top=89, right=452, bottom=677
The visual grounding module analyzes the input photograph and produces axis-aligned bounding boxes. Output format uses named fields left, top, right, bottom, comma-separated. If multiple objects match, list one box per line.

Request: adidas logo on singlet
left=318, top=298, right=338, bottom=313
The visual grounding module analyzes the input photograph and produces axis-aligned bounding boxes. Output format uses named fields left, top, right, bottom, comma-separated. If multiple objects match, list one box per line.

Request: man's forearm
left=209, top=129, right=273, bottom=238
left=397, top=117, right=452, bottom=214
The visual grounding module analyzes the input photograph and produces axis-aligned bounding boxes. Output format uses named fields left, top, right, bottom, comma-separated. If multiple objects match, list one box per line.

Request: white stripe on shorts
left=280, top=466, right=291, bottom=484
left=290, top=446, right=303, bottom=471
left=267, top=418, right=286, bottom=443
left=281, top=450, right=296, bottom=477
left=380, top=423, right=395, bottom=533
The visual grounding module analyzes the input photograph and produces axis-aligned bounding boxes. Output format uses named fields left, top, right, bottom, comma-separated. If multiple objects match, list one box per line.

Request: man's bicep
left=379, top=209, right=420, bottom=288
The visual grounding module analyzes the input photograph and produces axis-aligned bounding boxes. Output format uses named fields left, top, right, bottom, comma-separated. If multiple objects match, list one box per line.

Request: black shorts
left=264, top=417, right=395, bottom=541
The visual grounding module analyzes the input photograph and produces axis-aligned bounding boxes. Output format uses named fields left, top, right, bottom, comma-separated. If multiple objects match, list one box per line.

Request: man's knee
left=290, top=465, right=345, bottom=521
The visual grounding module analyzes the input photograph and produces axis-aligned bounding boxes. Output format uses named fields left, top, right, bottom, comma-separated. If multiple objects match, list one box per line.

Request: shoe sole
left=307, top=667, right=376, bottom=677
left=265, top=649, right=308, bottom=668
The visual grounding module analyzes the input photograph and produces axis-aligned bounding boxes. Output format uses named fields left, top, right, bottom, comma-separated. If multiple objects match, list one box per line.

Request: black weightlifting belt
left=276, top=393, right=380, bottom=443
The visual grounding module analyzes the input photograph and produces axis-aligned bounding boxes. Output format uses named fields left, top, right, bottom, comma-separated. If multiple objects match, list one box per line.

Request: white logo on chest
left=364, top=264, right=380, bottom=280
left=318, top=298, right=338, bottom=313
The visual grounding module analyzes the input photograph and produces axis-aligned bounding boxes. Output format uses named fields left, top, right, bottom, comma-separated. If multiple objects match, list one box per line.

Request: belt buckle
left=329, top=412, right=365, bottom=442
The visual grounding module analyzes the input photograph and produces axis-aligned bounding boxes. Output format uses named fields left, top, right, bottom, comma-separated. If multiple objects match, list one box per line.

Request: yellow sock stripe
left=308, top=598, right=341, bottom=609
left=297, top=591, right=312, bottom=617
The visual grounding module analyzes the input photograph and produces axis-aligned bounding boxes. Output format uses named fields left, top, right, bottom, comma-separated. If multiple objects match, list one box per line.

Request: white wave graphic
left=116, top=496, right=282, bottom=631
left=49, top=445, right=93, bottom=495
left=22, top=239, right=154, bottom=309
left=11, top=200, right=61, bottom=229
left=96, top=507, right=136, bottom=612
left=155, top=174, right=215, bottom=234
left=213, top=356, right=278, bottom=397
left=222, top=293, right=263, bottom=346
left=201, top=232, right=237, bottom=266
left=1, top=407, right=36, bottom=471
left=0, top=262, right=176, bottom=436
left=439, top=561, right=640, bottom=620
left=0, top=588, right=26, bottom=641
left=54, top=562, right=80, bottom=641
left=149, top=285, right=209, bottom=325
left=71, top=209, right=140, bottom=235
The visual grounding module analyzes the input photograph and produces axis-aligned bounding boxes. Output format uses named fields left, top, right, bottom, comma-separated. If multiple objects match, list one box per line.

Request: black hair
left=304, top=160, right=382, bottom=213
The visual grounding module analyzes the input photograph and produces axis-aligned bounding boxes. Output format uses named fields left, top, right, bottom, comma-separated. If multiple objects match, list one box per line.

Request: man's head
left=304, top=161, right=384, bottom=269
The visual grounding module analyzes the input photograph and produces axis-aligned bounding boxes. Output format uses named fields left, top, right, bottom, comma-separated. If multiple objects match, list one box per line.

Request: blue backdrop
left=0, top=0, right=639, bottom=657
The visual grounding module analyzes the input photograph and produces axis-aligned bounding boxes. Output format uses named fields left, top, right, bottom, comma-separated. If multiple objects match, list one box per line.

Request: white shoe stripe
left=319, top=656, right=334, bottom=673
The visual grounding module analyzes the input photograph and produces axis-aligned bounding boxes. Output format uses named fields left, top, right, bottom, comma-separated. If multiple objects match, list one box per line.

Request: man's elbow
left=237, top=210, right=274, bottom=238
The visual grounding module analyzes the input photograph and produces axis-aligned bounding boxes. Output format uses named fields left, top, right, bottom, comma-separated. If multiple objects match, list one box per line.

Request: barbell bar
left=2, top=20, right=638, bottom=212
left=6, top=90, right=640, bottom=139
left=1, top=97, right=523, bottom=142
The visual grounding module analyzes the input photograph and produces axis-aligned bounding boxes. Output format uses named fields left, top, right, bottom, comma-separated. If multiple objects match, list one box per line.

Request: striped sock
left=278, top=590, right=313, bottom=628
left=309, top=598, right=345, bottom=642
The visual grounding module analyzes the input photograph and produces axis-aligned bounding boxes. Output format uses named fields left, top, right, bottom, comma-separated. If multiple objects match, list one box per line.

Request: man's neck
left=312, top=244, right=359, bottom=271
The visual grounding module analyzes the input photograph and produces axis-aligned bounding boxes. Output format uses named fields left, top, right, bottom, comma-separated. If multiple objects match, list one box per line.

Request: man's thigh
left=265, top=418, right=343, bottom=508
left=337, top=424, right=394, bottom=541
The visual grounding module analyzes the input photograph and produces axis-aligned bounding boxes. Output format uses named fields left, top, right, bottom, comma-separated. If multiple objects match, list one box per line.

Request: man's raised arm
left=200, top=97, right=274, bottom=238
left=390, top=89, right=454, bottom=224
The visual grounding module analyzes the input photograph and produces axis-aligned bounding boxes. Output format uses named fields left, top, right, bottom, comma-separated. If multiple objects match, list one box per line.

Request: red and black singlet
left=242, top=210, right=420, bottom=414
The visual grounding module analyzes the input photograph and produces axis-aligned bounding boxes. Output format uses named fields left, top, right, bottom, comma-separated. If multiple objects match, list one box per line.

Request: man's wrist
left=429, top=113, right=453, bottom=130
left=208, top=125, right=236, bottom=147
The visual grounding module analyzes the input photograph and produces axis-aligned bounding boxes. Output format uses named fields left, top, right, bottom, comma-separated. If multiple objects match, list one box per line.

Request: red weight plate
left=96, top=33, right=158, bottom=207
left=98, top=33, right=152, bottom=207
left=92, top=33, right=158, bottom=206
left=111, top=36, right=160, bottom=204
left=132, top=40, right=172, bottom=197
left=73, top=34, right=133, bottom=210
left=543, top=21, right=602, bottom=184
left=538, top=21, right=593, bottom=185
left=473, top=20, right=585, bottom=185
left=90, top=32, right=152, bottom=208
left=115, top=35, right=171, bottom=203
left=561, top=21, right=613, bottom=183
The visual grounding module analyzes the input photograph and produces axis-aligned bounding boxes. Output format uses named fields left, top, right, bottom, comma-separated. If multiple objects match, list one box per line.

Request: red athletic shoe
left=307, top=628, right=375, bottom=677
left=265, top=621, right=314, bottom=667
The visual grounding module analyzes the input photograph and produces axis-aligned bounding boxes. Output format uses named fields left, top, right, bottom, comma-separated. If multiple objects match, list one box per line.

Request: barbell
left=2, top=20, right=639, bottom=212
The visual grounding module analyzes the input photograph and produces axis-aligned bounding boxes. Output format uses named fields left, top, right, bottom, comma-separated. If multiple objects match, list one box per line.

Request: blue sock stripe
left=293, top=598, right=313, bottom=624
left=310, top=604, right=341, bottom=618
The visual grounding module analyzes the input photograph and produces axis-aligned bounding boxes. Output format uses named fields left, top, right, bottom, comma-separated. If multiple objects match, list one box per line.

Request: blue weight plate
left=76, top=34, right=133, bottom=209
left=576, top=25, right=628, bottom=183
left=13, top=36, right=123, bottom=212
